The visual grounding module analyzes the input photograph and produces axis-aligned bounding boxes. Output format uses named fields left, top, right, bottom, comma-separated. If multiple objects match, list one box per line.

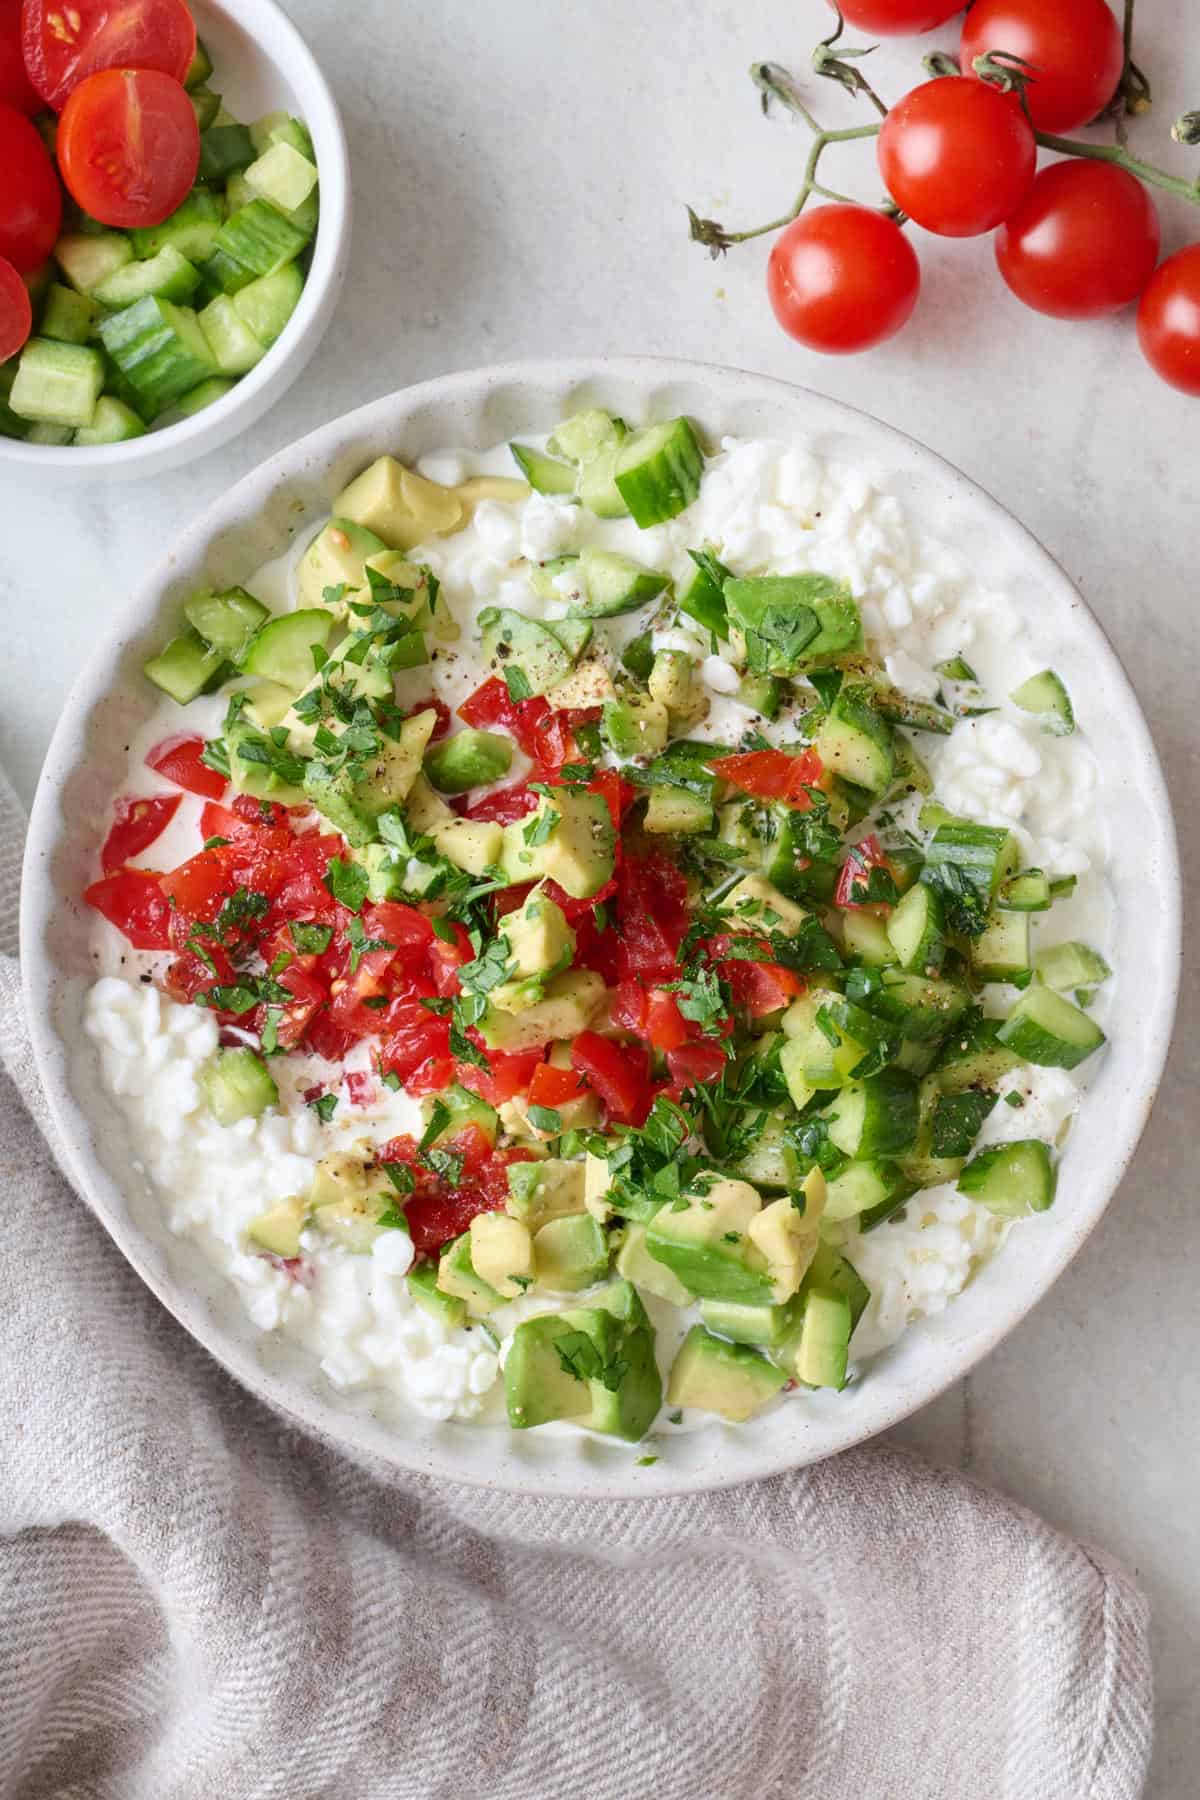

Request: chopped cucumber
left=189, top=85, right=222, bottom=131
left=198, top=123, right=257, bottom=185
left=613, top=417, right=705, bottom=526
left=99, top=297, right=217, bottom=417
left=175, top=376, right=236, bottom=416
left=958, top=1139, right=1056, bottom=1216
left=92, top=245, right=200, bottom=309
left=211, top=201, right=311, bottom=291
left=997, top=984, right=1106, bottom=1069
left=239, top=609, right=334, bottom=692
left=40, top=283, right=97, bottom=345
left=509, top=441, right=576, bottom=495
left=886, top=881, right=946, bottom=975
left=1034, top=941, right=1112, bottom=991
left=73, top=396, right=146, bottom=445
left=130, top=190, right=223, bottom=264
left=1011, top=669, right=1074, bottom=736
left=143, top=627, right=226, bottom=704
left=568, top=546, right=669, bottom=617
left=185, top=37, right=215, bottom=88
left=185, top=587, right=269, bottom=659
left=678, top=549, right=730, bottom=638
left=970, top=908, right=1032, bottom=983
left=244, top=141, right=319, bottom=214
left=9, top=339, right=104, bottom=427
left=998, top=868, right=1052, bottom=912
left=923, top=820, right=1019, bottom=898
left=813, top=684, right=895, bottom=794
left=199, top=293, right=266, bottom=375
left=232, top=261, right=303, bottom=347
left=201, top=1048, right=278, bottom=1125
left=823, top=1070, right=920, bottom=1159
left=55, top=232, right=132, bottom=296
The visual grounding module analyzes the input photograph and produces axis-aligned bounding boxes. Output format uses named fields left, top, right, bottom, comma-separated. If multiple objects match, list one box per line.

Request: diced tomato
left=84, top=869, right=172, bottom=949
left=162, top=937, right=236, bottom=1005
left=616, top=853, right=689, bottom=984
left=570, top=903, right=621, bottom=984
left=721, top=957, right=804, bottom=1018
left=100, top=793, right=180, bottom=873
left=459, top=1048, right=542, bottom=1107
left=834, top=834, right=896, bottom=914
left=405, top=1055, right=456, bottom=1096
left=304, top=1008, right=361, bottom=1065
left=463, top=782, right=539, bottom=824
left=425, top=919, right=473, bottom=996
left=387, top=1128, right=533, bottom=1255
left=526, top=1060, right=587, bottom=1109
left=643, top=988, right=693, bottom=1051
left=345, top=1071, right=376, bottom=1108
left=458, top=677, right=513, bottom=732
left=364, top=900, right=434, bottom=953
left=666, top=1040, right=729, bottom=1093
left=411, top=695, right=451, bottom=740
left=572, top=1031, right=653, bottom=1126
left=273, top=963, right=326, bottom=1051
left=146, top=734, right=226, bottom=800
left=376, top=1000, right=451, bottom=1081
left=588, top=766, right=636, bottom=830
left=709, top=747, right=823, bottom=807
left=157, top=844, right=236, bottom=922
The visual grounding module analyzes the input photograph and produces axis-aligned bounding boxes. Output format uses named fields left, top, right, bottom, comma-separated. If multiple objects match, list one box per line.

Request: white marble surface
left=3, top=0, right=1196, bottom=1788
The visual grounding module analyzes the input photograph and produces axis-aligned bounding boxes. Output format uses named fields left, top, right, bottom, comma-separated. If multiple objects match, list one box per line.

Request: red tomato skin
left=0, top=103, right=61, bottom=272
left=832, top=0, right=965, bottom=33
left=996, top=161, right=1160, bottom=319
left=878, top=79, right=1036, bottom=238
left=146, top=733, right=227, bottom=800
left=57, top=68, right=199, bottom=230
left=0, top=253, right=32, bottom=359
left=572, top=1031, right=653, bottom=1127
left=708, top=747, right=823, bottom=806
left=767, top=206, right=921, bottom=355
left=1137, top=245, right=1200, bottom=397
left=21, top=0, right=195, bottom=111
left=960, top=0, right=1124, bottom=134
left=84, top=869, right=172, bottom=949
left=0, top=0, right=38, bottom=111
left=100, top=793, right=181, bottom=872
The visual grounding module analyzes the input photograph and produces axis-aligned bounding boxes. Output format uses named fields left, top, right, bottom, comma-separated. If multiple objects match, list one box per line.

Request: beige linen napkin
left=0, top=769, right=1152, bottom=1799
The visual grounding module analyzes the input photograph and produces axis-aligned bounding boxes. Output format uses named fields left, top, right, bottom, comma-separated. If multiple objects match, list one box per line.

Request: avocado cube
left=590, top=1277, right=652, bottom=1329
left=406, top=1259, right=467, bottom=1329
left=436, top=1232, right=503, bottom=1318
left=699, top=1295, right=803, bottom=1349
left=469, top=1213, right=534, bottom=1299
left=579, top=1316, right=662, bottom=1440
left=745, top=1179, right=825, bottom=1303
left=533, top=1213, right=609, bottom=1292
left=424, top=728, right=513, bottom=795
left=432, top=817, right=504, bottom=875
left=500, top=788, right=615, bottom=899
left=644, top=787, right=714, bottom=835
left=667, top=1325, right=787, bottom=1422
left=303, top=707, right=439, bottom=846
left=309, top=1152, right=398, bottom=1252
left=297, top=517, right=388, bottom=611
left=498, top=888, right=575, bottom=984
left=504, top=1313, right=596, bottom=1429
left=333, top=454, right=463, bottom=550
left=645, top=1177, right=775, bottom=1307
left=718, top=873, right=810, bottom=938
left=647, top=649, right=702, bottom=725
left=615, top=1221, right=692, bottom=1307
left=601, top=693, right=669, bottom=760
left=480, top=969, right=607, bottom=1054
left=506, top=1158, right=587, bottom=1229
left=246, top=1193, right=307, bottom=1259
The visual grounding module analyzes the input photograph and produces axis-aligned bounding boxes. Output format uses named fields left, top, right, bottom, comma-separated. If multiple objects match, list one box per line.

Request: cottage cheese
left=85, top=433, right=1114, bottom=1429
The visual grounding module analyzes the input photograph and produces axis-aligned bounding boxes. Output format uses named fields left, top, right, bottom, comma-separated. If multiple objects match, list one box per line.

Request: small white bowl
left=21, top=359, right=1182, bottom=1496
left=0, top=0, right=350, bottom=479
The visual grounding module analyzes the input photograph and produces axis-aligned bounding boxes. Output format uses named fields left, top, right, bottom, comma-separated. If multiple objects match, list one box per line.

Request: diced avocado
left=200, top=1048, right=278, bottom=1125
left=406, top=1259, right=467, bottom=1328
left=246, top=1194, right=307, bottom=1258
left=504, top=1313, right=597, bottom=1428
left=724, top=574, right=860, bottom=673
left=303, top=708, right=438, bottom=846
left=350, top=841, right=409, bottom=902
left=645, top=1176, right=774, bottom=1306
left=745, top=1173, right=825, bottom=1302
left=813, top=684, right=895, bottom=794
left=644, top=787, right=713, bottom=835
left=533, top=1213, right=610, bottom=1291
left=584, top=1150, right=613, bottom=1221
left=480, top=969, right=607, bottom=1053
left=437, top=1231, right=503, bottom=1318
left=297, top=518, right=389, bottom=611
left=776, top=1291, right=853, bottom=1391
left=548, top=618, right=593, bottom=664
left=569, top=546, right=669, bottom=617
left=498, top=887, right=576, bottom=982
left=699, top=1294, right=803, bottom=1349
left=432, top=817, right=504, bottom=875
left=500, top=788, right=616, bottom=898
left=478, top=606, right=576, bottom=696
left=309, top=1152, right=399, bottom=1252
left=719, top=872, right=810, bottom=938
left=615, top=1221, right=692, bottom=1306
left=667, top=1326, right=787, bottom=1422
left=506, top=1157, right=587, bottom=1228
left=505, top=1287, right=660, bottom=1439
left=601, top=693, right=669, bottom=760
left=578, top=1311, right=662, bottom=1439
left=424, top=728, right=512, bottom=794
left=333, top=455, right=464, bottom=550
left=542, top=657, right=614, bottom=711
left=647, top=649, right=702, bottom=724
left=591, top=1277, right=651, bottom=1328
left=469, top=1213, right=534, bottom=1299
left=404, top=772, right=455, bottom=833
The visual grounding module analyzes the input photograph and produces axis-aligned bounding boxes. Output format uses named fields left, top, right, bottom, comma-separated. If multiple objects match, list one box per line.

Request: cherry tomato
left=0, top=0, right=37, bottom=110
left=0, top=103, right=60, bottom=272
left=878, top=78, right=1035, bottom=238
left=21, top=0, right=195, bottom=111
left=708, top=747, right=823, bottom=806
left=83, top=868, right=172, bottom=949
left=100, top=793, right=181, bottom=872
left=996, top=160, right=1160, bottom=319
left=1137, top=245, right=1200, bottom=397
left=835, top=835, right=897, bottom=912
left=960, top=0, right=1124, bottom=134
left=831, top=0, right=965, bottom=31
left=525, top=1060, right=587, bottom=1109
left=571, top=1031, right=653, bottom=1126
left=145, top=733, right=228, bottom=800
left=0, top=254, right=32, bottom=360
left=767, top=205, right=921, bottom=355
left=58, top=67, right=198, bottom=228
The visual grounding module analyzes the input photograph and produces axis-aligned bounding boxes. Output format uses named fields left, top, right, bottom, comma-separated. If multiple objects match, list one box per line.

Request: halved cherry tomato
left=0, top=254, right=32, bottom=360
left=0, top=0, right=38, bottom=110
left=58, top=67, right=199, bottom=230
left=526, top=1060, right=587, bottom=1109
left=21, top=0, right=196, bottom=111
left=84, top=868, right=172, bottom=948
left=0, top=103, right=61, bottom=272
left=100, top=792, right=180, bottom=873
left=572, top=1031, right=653, bottom=1126
left=708, top=747, right=823, bottom=806
left=835, top=834, right=896, bottom=912
left=146, top=733, right=227, bottom=800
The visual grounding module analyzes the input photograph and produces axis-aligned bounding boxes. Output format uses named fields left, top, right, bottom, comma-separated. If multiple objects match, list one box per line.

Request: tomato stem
left=1034, top=131, right=1200, bottom=200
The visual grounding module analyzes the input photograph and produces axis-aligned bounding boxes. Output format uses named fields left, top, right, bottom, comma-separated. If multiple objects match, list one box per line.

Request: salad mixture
left=0, top=0, right=319, bottom=444
left=83, top=415, right=1112, bottom=1443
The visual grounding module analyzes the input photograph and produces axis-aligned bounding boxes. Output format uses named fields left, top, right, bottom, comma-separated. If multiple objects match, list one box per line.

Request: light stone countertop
left=2, top=1, right=1195, bottom=1789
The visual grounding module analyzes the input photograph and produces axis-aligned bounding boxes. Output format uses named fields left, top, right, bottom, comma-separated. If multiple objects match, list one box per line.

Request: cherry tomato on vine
left=1137, top=245, right=1200, bottom=397
left=995, top=161, right=1160, bottom=319
left=766, top=205, right=921, bottom=354
left=0, top=0, right=38, bottom=111
left=877, top=77, right=1035, bottom=238
left=960, top=0, right=1124, bottom=135
left=0, top=102, right=60, bottom=272
left=827, top=0, right=965, bottom=32
left=0, top=255, right=32, bottom=360
left=58, top=68, right=199, bottom=229
left=20, top=0, right=196, bottom=112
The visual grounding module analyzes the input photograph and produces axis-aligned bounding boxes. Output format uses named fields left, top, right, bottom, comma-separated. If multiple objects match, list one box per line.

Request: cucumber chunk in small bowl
left=0, top=0, right=349, bottom=478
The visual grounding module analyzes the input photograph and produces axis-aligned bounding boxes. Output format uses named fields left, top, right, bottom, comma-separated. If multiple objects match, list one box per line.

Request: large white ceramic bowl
left=0, top=0, right=350, bottom=479
left=21, top=359, right=1181, bottom=1495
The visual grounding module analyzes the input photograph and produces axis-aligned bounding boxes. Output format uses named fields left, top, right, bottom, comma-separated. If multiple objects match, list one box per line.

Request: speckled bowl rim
left=20, top=357, right=1182, bottom=1497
